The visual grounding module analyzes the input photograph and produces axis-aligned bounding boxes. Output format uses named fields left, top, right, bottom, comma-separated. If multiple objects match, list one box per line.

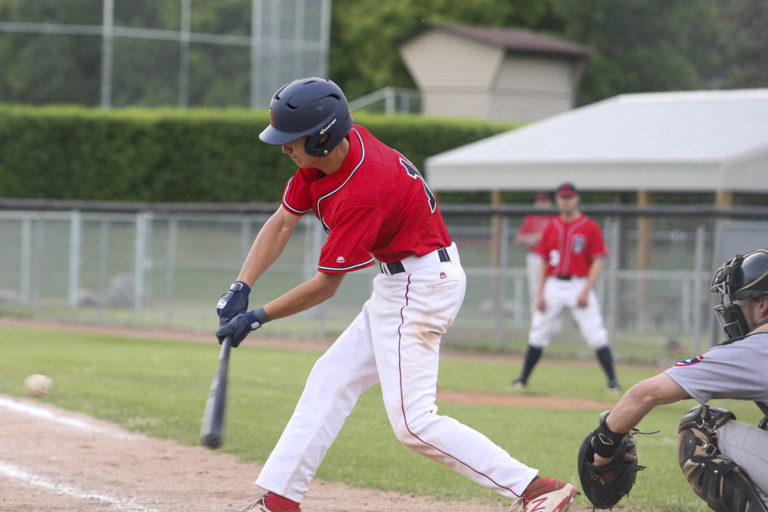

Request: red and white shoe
left=240, top=493, right=302, bottom=512
left=509, top=477, right=579, bottom=512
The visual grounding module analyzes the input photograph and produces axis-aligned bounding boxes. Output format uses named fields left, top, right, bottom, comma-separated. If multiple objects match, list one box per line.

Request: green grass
left=1, top=325, right=760, bottom=511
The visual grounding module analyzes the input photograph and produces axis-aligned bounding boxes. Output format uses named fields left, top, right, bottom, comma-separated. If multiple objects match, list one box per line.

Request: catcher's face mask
left=711, top=254, right=749, bottom=343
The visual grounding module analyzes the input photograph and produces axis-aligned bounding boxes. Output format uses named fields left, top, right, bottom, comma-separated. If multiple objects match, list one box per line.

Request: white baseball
left=25, top=374, right=53, bottom=398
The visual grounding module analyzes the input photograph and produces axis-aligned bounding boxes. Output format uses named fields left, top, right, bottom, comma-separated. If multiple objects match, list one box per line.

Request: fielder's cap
left=555, top=182, right=578, bottom=197
left=535, top=190, right=550, bottom=202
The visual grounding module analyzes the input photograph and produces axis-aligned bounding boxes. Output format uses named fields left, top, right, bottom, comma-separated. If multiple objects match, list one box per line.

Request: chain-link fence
left=0, top=0, right=330, bottom=108
left=4, top=199, right=768, bottom=363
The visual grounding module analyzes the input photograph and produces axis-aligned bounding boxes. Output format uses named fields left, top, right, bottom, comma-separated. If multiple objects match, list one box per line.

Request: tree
left=0, top=0, right=763, bottom=109
left=0, top=0, right=102, bottom=105
left=0, top=0, right=254, bottom=107
left=329, top=0, right=562, bottom=100
left=550, top=0, right=730, bottom=105
left=722, top=0, right=768, bottom=88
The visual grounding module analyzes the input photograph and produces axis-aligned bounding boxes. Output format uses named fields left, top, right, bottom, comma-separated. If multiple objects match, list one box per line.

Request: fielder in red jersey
left=215, top=78, right=578, bottom=512
left=536, top=211, right=607, bottom=278
left=513, top=182, right=620, bottom=394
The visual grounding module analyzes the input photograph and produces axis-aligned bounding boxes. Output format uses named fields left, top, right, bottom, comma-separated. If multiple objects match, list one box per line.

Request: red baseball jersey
left=536, top=214, right=607, bottom=277
left=281, top=125, right=451, bottom=273
left=517, top=213, right=555, bottom=252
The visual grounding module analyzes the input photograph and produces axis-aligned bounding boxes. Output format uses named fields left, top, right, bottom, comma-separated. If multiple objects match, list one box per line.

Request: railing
left=3, top=199, right=768, bottom=362
left=349, top=87, right=420, bottom=114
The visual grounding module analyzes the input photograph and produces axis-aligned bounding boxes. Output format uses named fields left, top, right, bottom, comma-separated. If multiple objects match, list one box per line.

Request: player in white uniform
left=584, top=249, right=768, bottom=511
left=215, top=77, right=578, bottom=512
left=513, top=183, right=619, bottom=393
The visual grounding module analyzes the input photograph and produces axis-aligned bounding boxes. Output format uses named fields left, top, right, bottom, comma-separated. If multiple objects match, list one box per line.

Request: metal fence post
left=165, top=217, right=178, bottom=324
left=681, top=279, right=691, bottom=332
left=495, top=216, right=509, bottom=347
left=98, top=218, right=110, bottom=321
left=240, top=218, right=252, bottom=262
left=134, top=212, right=151, bottom=310
left=605, top=216, right=620, bottom=344
left=31, top=216, right=44, bottom=308
left=178, top=0, right=191, bottom=108
left=100, top=0, right=114, bottom=108
left=512, top=272, right=524, bottom=328
left=20, top=215, right=32, bottom=305
left=68, top=209, right=82, bottom=307
left=691, top=225, right=706, bottom=354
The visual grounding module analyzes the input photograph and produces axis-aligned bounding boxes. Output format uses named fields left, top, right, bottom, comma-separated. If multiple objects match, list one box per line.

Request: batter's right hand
left=216, top=281, right=251, bottom=325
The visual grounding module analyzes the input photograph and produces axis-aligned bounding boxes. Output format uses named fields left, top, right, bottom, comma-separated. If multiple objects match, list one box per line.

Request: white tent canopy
left=426, top=89, right=768, bottom=194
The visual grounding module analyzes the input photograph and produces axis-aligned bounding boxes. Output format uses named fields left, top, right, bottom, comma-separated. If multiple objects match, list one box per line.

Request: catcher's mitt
left=578, top=430, right=639, bottom=509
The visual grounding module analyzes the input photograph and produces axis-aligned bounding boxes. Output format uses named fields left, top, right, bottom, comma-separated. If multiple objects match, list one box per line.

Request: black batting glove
left=216, top=281, right=251, bottom=326
left=216, top=307, right=271, bottom=347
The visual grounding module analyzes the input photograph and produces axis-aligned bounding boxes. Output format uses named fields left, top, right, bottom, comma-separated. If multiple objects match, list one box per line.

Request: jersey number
left=400, top=158, right=436, bottom=213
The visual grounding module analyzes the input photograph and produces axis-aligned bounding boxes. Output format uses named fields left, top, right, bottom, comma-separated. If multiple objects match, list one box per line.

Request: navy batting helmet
left=711, top=249, right=768, bottom=342
left=259, top=77, right=353, bottom=157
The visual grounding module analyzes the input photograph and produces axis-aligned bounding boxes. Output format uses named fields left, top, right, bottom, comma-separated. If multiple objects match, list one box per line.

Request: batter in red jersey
left=215, top=77, right=578, bottom=512
left=512, top=182, right=620, bottom=393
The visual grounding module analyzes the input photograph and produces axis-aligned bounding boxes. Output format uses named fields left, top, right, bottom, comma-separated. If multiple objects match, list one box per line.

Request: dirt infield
left=0, top=395, right=509, bottom=512
left=0, top=318, right=620, bottom=511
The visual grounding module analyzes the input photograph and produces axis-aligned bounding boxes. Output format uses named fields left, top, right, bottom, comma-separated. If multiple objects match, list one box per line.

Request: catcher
left=578, top=249, right=768, bottom=511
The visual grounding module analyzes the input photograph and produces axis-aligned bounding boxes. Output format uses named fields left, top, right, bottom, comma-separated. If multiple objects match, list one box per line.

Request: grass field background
left=2, top=324, right=759, bottom=511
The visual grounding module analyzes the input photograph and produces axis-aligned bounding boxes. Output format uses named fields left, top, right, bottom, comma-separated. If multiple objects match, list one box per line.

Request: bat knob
left=201, top=433, right=223, bottom=449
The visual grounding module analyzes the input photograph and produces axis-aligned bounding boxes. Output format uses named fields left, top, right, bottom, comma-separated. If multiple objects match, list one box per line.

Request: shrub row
left=0, top=105, right=513, bottom=203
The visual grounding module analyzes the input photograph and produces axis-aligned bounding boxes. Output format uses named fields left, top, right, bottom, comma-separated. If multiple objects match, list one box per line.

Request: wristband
left=590, top=420, right=625, bottom=458
left=246, top=307, right=272, bottom=330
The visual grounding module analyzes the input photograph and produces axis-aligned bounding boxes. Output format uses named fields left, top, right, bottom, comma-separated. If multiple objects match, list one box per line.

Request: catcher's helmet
left=711, top=249, right=768, bottom=342
left=259, top=77, right=353, bottom=157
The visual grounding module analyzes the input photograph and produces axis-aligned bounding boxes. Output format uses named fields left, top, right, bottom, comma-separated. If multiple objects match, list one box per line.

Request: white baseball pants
left=255, top=243, right=538, bottom=501
left=528, top=276, right=608, bottom=349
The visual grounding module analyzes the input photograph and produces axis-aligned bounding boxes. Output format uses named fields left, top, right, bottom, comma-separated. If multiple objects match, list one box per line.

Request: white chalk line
left=0, top=396, right=135, bottom=438
left=1, top=397, right=154, bottom=510
left=0, top=461, right=156, bottom=511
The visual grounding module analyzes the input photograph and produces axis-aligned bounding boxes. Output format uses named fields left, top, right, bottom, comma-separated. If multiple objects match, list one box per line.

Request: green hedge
left=0, top=104, right=513, bottom=203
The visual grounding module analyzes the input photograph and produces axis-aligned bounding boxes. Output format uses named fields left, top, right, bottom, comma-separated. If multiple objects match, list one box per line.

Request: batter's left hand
left=577, top=289, right=589, bottom=307
left=216, top=307, right=271, bottom=347
left=216, top=312, right=259, bottom=347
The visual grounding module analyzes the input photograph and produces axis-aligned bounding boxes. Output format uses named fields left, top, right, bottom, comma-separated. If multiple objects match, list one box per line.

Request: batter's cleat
left=240, top=493, right=301, bottom=512
left=607, top=380, right=621, bottom=394
left=512, top=378, right=527, bottom=389
left=509, top=477, right=579, bottom=512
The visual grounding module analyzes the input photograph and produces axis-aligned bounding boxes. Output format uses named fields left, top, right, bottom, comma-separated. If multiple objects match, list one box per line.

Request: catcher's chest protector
left=678, top=405, right=768, bottom=512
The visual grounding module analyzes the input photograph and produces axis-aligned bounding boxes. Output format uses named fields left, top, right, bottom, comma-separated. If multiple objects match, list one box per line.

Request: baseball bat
left=200, top=336, right=231, bottom=449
